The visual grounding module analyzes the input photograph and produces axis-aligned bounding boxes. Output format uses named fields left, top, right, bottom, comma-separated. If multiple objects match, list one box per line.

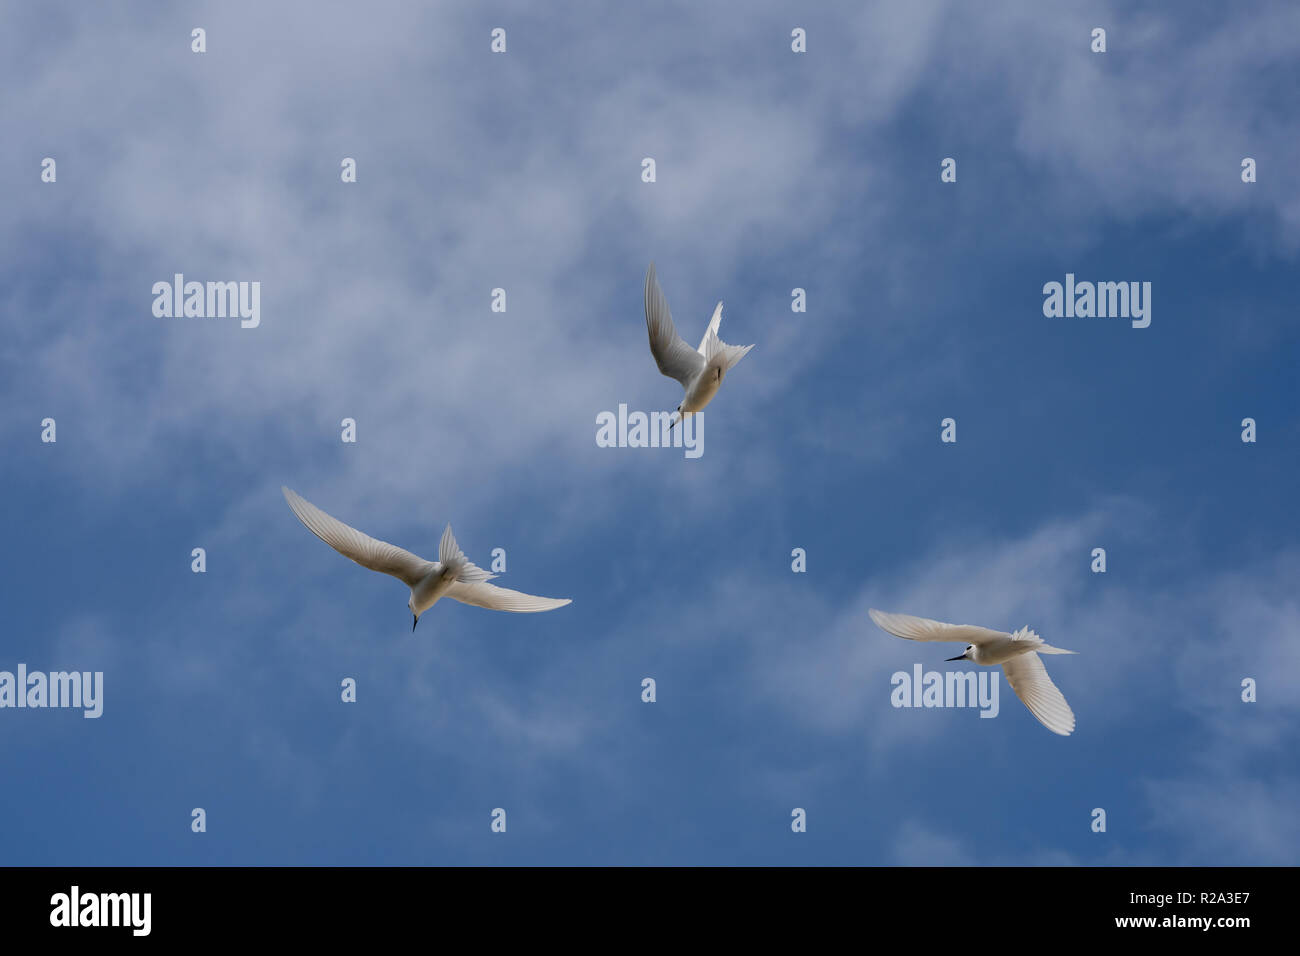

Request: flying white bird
left=644, top=263, right=754, bottom=425
left=282, top=487, right=572, bottom=630
left=868, top=609, right=1078, bottom=736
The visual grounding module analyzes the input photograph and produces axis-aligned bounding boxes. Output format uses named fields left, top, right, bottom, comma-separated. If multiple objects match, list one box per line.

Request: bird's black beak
left=412, top=614, right=419, bottom=632
left=945, top=653, right=965, bottom=661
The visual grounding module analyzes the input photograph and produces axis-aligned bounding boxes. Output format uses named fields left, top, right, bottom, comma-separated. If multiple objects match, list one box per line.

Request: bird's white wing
left=697, top=301, right=723, bottom=355
left=446, top=580, right=572, bottom=613
left=645, top=263, right=706, bottom=387
left=868, top=609, right=1007, bottom=645
left=1001, top=651, right=1076, bottom=736
left=282, top=487, right=431, bottom=586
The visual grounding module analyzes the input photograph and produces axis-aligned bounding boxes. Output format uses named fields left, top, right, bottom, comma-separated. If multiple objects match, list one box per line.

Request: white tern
left=283, top=487, right=572, bottom=630
left=643, top=263, right=753, bottom=426
left=869, top=609, right=1077, bottom=735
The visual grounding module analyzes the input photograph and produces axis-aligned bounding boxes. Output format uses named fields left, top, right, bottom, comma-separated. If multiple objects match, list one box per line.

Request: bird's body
left=282, top=487, right=571, bottom=629
left=643, top=263, right=753, bottom=421
left=409, top=560, right=459, bottom=615
left=680, top=353, right=725, bottom=415
left=868, top=609, right=1078, bottom=735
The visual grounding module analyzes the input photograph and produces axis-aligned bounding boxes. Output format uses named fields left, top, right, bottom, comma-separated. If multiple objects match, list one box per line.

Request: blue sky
left=1, top=0, right=1297, bottom=865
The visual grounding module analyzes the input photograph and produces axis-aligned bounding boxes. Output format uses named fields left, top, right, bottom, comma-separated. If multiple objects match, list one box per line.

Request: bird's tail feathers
left=723, top=341, right=755, bottom=370
left=1012, top=626, right=1076, bottom=654
left=702, top=327, right=754, bottom=371
left=438, top=524, right=497, bottom=583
